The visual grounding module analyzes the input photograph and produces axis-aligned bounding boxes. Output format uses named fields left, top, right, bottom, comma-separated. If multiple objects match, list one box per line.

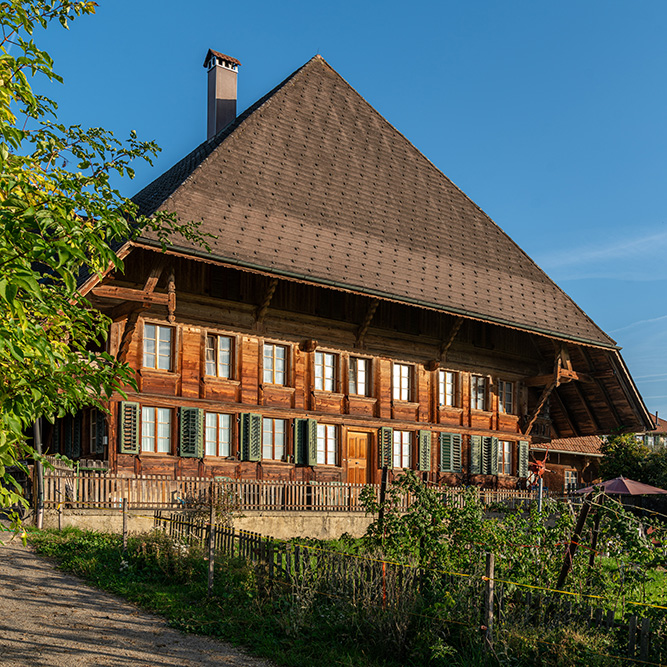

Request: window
left=263, top=343, right=287, bottom=385
left=349, top=357, right=370, bottom=396
left=205, top=335, right=233, bottom=378
left=498, top=440, right=512, bottom=475
left=314, top=351, right=337, bottom=391
left=143, top=324, right=173, bottom=371
left=393, top=430, right=412, bottom=468
left=564, top=469, right=578, bottom=492
left=438, top=370, right=457, bottom=407
left=393, top=363, right=413, bottom=401
left=471, top=375, right=487, bottom=410
left=498, top=380, right=514, bottom=414
left=316, top=424, right=338, bottom=465
left=141, top=407, right=172, bottom=453
left=205, top=412, right=231, bottom=457
left=262, top=417, right=286, bottom=460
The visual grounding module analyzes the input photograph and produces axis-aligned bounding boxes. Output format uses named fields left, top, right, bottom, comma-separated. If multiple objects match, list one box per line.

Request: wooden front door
left=347, top=431, right=371, bottom=484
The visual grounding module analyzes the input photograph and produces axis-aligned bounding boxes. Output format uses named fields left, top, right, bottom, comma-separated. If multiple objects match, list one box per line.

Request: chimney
left=204, top=49, right=241, bottom=140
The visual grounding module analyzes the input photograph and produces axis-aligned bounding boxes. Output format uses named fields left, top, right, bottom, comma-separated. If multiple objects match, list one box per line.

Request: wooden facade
left=48, top=54, right=653, bottom=488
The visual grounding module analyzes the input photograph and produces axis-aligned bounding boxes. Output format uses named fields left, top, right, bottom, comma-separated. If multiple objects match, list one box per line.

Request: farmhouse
left=49, top=51, right=653, bottom=489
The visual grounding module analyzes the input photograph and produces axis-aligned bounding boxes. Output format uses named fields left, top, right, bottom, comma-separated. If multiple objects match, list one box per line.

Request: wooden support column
left=355, top=299, right=379, bottom=348
left=167, top=269, right=176, bottom=323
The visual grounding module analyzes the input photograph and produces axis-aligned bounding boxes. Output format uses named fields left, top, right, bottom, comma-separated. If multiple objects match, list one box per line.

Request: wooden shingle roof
left=133, top=55, right=614, bottom=348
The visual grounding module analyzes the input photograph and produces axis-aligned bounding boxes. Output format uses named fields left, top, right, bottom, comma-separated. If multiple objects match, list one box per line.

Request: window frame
left=497, top=440, right=512, bottom=475
left=262, top=417, right=287, bottom=461
left=316, top=423, right=339, bottom=465
left=564, top=469, right=578, bottom=491
left=392, top=430, right=412, bottom=469
left=348, top=356, right=372, bottom=397
left=205, top=333, right=234, bottom=379
left=204, top=412, right=232, bottom=457
left=392, top=363, right=414, bottom=402
left=438, top=369, right=458, bottom=407
left=142, top=322, right=174, bottom=372
left=470, top=375, right=488, bottom=411
left=140, top=406, right=173, bottom=454
left=498, top=379, right=514, bottom=414
left=262, top=342, right=289, bottom=386
left=314, top=350, right=339, bottom=392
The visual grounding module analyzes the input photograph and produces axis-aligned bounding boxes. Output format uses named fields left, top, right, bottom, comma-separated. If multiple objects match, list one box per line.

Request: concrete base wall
left=39, top=509, right=374, bottom=541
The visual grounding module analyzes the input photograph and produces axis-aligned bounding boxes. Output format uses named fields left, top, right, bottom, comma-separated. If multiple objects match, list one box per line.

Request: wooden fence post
left=122, top=498, right=128, bottom=553
left=207, top=497, right=215, bottom=597
left=627, top=615, right=637, bottom=658
left=640, top=617, right=650, bottom=661
left=483, top=552, right=495, bottom=648
left=58, top=503, right=62, bottom=531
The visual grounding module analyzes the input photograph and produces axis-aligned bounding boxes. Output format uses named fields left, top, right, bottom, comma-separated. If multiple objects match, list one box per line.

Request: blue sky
left=33, top=0, right=667, bottom=422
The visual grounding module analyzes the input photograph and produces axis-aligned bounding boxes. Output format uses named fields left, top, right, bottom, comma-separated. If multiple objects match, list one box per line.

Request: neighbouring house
left=635, top=413, right=667, bottom=449
left=531, top=435, right=603, bottom=493
left=47, top=51, right=654, bottom=489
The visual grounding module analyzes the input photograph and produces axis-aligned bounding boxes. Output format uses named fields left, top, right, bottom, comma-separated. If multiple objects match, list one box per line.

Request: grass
left=26, top=527, right=659, bottom=667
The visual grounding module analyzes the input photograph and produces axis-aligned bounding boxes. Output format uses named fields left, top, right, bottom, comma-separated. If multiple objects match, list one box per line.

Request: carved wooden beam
left=580, top=348, right=623, bottom=429
left=116, top=308, right=146, bottom=363
left=91, top=285, right=169, bottom=306
left=523, top=369, right=591, bottom=387
left=167, top=269, right=176, bottom=324
left=355, top=299, right=379, bottom=348
left=438, top=317, right=463, bottom=362
left=524, top=380, right=557, bottom=436
left=255, top=278, right=279, bottom=328
left=551, top=389, right=580, bottom=438
left=143, top=256, right=166, bottom=293
left=572, top=381, right=602, bottom=432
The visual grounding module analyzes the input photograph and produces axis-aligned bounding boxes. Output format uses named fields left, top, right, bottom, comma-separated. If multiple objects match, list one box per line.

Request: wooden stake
left=483, top=552, right=495, bottom=648
left=122, top=498, right=128, bottom=552
left=555, top=491, right=594, bottom=591
left=207, top=497, right=215, bottom=596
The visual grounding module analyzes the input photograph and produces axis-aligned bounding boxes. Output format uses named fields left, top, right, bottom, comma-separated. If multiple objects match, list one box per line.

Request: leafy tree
left=0, top=1, right=204, bottom=516
left=599, top=433, right=649, bottom=482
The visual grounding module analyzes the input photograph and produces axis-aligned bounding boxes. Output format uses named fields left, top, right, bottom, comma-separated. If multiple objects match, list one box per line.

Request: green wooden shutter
left=378, top=427, right=393, bottom=467
left=72, top=413, right=82, bottom=459
left=518, top=440, right=529, bottom=478
left=239, top=413, right=261, bottom=462
left=470, top=435, right=482, bottom=474
left=440, top=433, right=462, bottom=473
left=483, top=436, right=499, bottom=475
left=95, top=410, right=106, bottom=455
left=440, top=433, right=452, bottom=472
left=119, top=402, right=140, bottom=455
left=418, top=430, right=432, bottom=471
left=294, top=418, right=317, bottom=466
left=179, top=407, right=203, bottom=458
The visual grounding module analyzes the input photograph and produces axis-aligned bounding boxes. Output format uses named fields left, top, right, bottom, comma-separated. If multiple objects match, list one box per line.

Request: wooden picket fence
left=42, top=473, right=543, bottom=511
left=155, top=511, right=665, bottom=662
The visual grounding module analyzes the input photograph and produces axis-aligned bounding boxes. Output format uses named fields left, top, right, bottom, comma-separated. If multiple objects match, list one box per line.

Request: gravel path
left=0, top=538, right=275, bottom=667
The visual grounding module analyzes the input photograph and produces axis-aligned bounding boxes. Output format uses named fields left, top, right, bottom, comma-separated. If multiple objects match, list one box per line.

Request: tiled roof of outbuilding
left=532, top=436, right=603, bottom=456
left=133, top=55, right=615, bottom=348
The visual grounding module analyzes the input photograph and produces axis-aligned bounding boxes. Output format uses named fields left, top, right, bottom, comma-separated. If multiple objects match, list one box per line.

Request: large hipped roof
left=133, top=55, right=614, bottom=348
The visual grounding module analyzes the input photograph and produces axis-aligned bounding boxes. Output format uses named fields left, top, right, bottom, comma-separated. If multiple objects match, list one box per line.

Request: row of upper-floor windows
left=141, top=324, right=517, bottom=414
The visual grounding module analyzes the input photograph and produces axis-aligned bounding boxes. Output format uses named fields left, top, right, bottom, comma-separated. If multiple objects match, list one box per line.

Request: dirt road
left=0, top=539, right=275, bottom=667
